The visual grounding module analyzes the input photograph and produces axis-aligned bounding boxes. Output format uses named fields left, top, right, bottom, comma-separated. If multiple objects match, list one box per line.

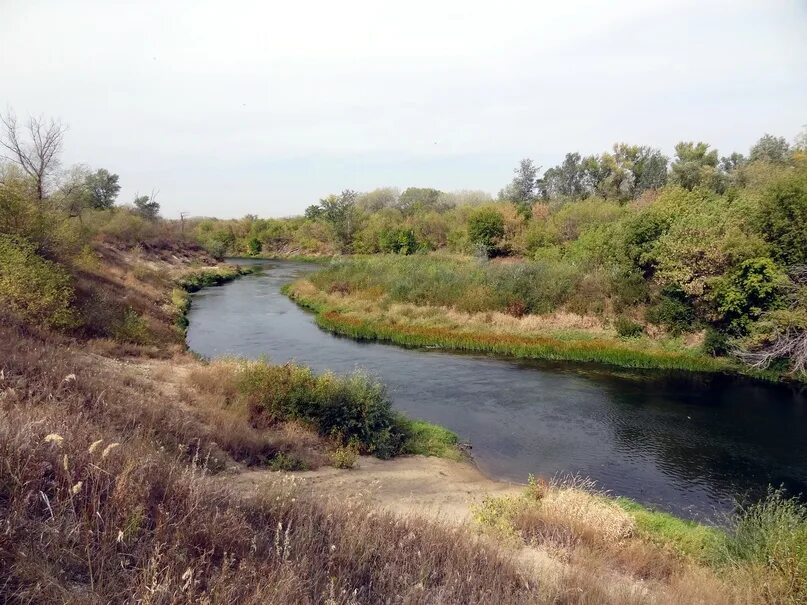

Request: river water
left=186, top=260, right=807, bottom=521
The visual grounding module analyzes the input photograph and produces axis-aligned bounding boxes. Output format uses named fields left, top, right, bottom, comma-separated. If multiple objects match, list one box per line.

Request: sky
left=1, top=0, right=806, bottom=218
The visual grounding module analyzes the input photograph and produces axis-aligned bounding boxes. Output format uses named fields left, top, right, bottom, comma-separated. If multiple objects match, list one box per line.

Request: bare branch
left=0, top=110, right=66, bottom=200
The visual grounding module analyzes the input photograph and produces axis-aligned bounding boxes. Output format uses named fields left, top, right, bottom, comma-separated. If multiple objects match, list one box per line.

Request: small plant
left=703, top=327, right=729, bottom=356
left=505, top=299, right=528, bottom=318
left=269, top=452, right=308, bottom=471
left=113, top=308, right=151, bottom=344
left=330, top=444, right=359, bottom=469
left=525, top=474, right=547, bottom=501
left=614, top=316, right=644, bottom=338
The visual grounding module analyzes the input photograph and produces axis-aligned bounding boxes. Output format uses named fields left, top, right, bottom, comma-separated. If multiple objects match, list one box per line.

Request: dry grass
left=0, top=315, right=539, bottom=604
left=472, top=476, right=803, bottom=604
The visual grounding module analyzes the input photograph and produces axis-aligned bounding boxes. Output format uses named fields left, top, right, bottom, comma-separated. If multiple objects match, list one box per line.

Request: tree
left=501, top=159, right=539, bottom=220
left=304, top=204, right=323, bottom=220
left=0, top=111, right=66, bottom=201
left=670, top=142, right=722, bottom=191
left=397, top=187, right=443, bottom=214
left=357, top=187, right=399, bottom=212
left=757, top=171, right=807, bottom=266
left=720, top=152, right=746, bottom=173
left=311, top=189, right=360, bottom=252
left=467, top=207, right=504, bottom=257
left=633, top=146, right=669, bottom=194
left=55, top=165, right=91, bottom=220
left=749, top=134, right=791, bottom=164
left=85, top=168, right=120, bottom=209
left=538, top=153, right=585, bottom=199
left=133, top=192, right=160, bottom=220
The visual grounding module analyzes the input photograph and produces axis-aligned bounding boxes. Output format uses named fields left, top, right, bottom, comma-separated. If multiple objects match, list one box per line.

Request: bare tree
left=0, top=110, right=66, bottom=201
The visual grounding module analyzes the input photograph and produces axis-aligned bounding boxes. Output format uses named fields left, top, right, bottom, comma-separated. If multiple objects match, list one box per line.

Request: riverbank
left=284, top=278, right=773, bottom=377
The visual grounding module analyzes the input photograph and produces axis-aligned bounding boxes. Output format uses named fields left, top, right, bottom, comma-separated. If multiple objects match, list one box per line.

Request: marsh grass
left=287, top=280, right=731, bottom=373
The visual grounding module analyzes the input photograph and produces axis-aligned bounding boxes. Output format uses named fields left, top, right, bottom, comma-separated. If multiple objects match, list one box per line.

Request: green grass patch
left=286, top=281, right=733, bottom=374
left=616, top=497, right=726, bottom=563
left=400, top=419, right=464, bottom=461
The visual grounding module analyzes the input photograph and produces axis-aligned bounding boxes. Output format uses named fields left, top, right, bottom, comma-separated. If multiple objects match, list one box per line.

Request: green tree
left=133, top=193, right=160, bottom=220
left=501, top=159, right=539, bottom=220
left=397, top=187, right=443, bottom=214
left=379, top=227, right=417, bottom=254
left=670, top=142, right=722, bottom=191
left=357, top=187, right=399, bottom=212
left=312, top=189, right=360, bottom=252
left=539, top=152, right=585, bottom=199
left=85, top=168, right=120, bottom=209
left=712, top=257, right=785, bottom=333
left=749, top=134, right=791, bottom=164
left=467, top=207, right=504, bottom=257
left=757, top=171, right=807, bottom=266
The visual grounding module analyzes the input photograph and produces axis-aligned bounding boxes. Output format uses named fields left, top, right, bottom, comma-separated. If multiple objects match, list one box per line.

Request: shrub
left=112, top=308, right=151, bottom=344
left=269, top=452, right=308, bottom=471
left=711, top=257, right=786, bottom=334
left=378, top=227, right=418, bottom=255
left=757, top=170, right=807, bottom=266
left=0, top=235, right=79, bottom=329
left=723, top=489, right=807, bottom=602
left=646, top=290, right=696, bottom=335
left=234, top=361, right=409, bottom=457
left=703, top=327, right=730, bottom=356
left=614, top=316, right=644, bottom=338
left=330, top=444, right=359, bottom=469
left=467, top=207, right=504, bottom=257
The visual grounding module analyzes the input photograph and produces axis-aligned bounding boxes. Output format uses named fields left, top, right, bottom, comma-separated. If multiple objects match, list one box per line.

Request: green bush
left=112, top=308, right=151, bottom=344
left=235, top=361, right=409, bottom=457
left=702, top=327, right=729, bottom=356
left=378, top=227, right=418, bottom=255
left=723, top=489, right=807, bottom=600
left=268, top=452, right=308, bottom=471
left=467, top=207, right=504, bottom=257
left=0, top=235, right=79, bottom=329
left=614, top=316, right=644, bottom=338
left=330, top=444, right=359, bottom=469
left=711, top=257, right=785, bottom=334
left=757, top=170, right=807, bottom=266
left=646, top=290, right=696, bottom=335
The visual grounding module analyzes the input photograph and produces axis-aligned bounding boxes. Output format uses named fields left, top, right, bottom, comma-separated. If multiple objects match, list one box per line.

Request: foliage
left=467, top=207, right=504, bottom=256
left=133, top=193, right=160, bottom=220
left=0, top=234, right=79, bottom=329
left=721, top=489, right=807, bottom=602
left=378, top=227, right=418, bottom=254
left=84, top=168, right=120, bottom=209
left=112, top=307, right=151, bottom=344
left=670, top=141, right=723, bottom=191
left=500, top=158, right=539, bottom=219
left=233, top=360, right=410, bottom=457
left=711, top=257, right=785, bottom=333
left=756, top=170, right=807, bottom=266
left=749, top=134, right=791, bottom=164
left=330, top=443, right=359, bottom=469
left=614, top=316, right=643, bottom=338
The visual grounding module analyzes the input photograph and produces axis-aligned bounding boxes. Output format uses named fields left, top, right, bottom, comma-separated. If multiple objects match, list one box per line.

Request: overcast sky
left=2, top=0, right=806, bottom=218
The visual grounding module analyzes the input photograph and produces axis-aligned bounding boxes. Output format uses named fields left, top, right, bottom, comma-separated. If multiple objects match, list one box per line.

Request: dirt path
left=231, top=455, right=524, bottom=524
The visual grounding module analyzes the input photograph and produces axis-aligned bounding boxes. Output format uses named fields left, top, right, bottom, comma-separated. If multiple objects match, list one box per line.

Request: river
left=186, top=260, right=807, bottom=521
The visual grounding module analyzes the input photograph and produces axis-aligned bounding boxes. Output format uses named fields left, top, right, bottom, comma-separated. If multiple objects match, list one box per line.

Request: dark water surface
left=187, top=260, right=807, bottom=521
